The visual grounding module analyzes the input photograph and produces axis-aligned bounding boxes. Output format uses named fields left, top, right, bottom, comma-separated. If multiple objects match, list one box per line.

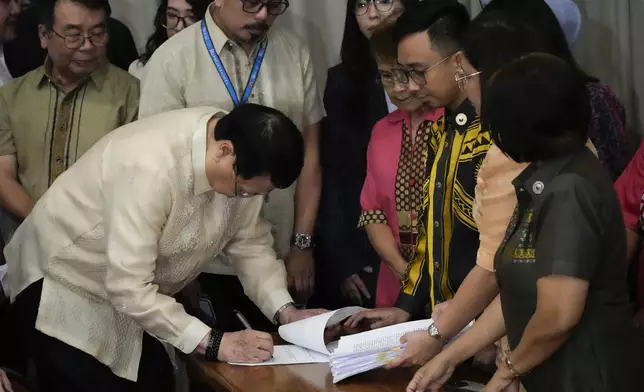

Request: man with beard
left=140, top=0, right=324, bottom=332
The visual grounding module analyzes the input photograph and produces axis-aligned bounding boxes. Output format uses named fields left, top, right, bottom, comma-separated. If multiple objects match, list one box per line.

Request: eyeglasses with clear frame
left=354, top=0, right=395, bottom=16
left=376, top=67, right=408, bottom=87
left=241, top=0, right=290, bottom=15
left=162, top=12, right=198, bottom=30
left=50, top=28, right=108, bottom=50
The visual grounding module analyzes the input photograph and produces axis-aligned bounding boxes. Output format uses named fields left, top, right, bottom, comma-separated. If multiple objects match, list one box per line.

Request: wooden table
left=190, top=355, right=489, bottom=392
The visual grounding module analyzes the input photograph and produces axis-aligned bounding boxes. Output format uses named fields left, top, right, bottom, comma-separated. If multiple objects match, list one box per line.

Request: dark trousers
left=198, top=273, right=276, bottom=332
left=12, top=280, right=174, bottom=392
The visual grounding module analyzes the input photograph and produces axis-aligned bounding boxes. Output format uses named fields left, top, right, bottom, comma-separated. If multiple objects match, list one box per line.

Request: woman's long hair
left=340, top=0, right=379, bottom=119
left=138, top=0, right=210, bottom=65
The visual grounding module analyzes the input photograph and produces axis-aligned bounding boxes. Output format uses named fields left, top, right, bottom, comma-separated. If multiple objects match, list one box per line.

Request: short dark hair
left=369, top=13, right=403, bottom=63
left=461, top=11, right=546, bottom=88
left=479, top=0, right=594, bottom=82
left=214, top=104, right=304, bottom=189
left=38, top=0, right=112, bottom=30
left=393, top=0, right=470, bottom=56
left=482, top=53, right=590, bottom=163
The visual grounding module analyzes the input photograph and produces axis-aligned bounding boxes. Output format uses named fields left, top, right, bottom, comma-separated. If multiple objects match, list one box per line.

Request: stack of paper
left=329, top=319, right=432, bottom=382
left=228, top=306, right=366, bottom=366
left=227, top=306, right=473, bottom=384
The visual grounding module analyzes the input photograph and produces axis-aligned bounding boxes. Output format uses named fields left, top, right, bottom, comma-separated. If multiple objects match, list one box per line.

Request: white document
left=330, top=319, right=474, bottom=383
left=227, top=306, right=365, bottom=366
left=228, top=345, right=329, bottom=366
left=333, top=319, right=432, bottom=355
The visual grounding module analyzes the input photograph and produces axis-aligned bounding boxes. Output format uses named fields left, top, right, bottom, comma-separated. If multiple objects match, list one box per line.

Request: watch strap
left=273, top=302, right=295, bottom=324
left=205, top=329, right=225, bottom=362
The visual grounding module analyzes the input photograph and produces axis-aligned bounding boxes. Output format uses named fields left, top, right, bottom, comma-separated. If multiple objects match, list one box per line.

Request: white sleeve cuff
left=259, top=288, right=293, bottom=324
left=175, top=317, right=211, bottom=354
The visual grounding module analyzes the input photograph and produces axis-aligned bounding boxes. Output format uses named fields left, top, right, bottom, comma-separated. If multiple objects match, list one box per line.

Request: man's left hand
left=278, top=305, right=327, bottom=325
left=285, top=247, right=315, bottom=303
left=385, top=331, right=443, bottom=369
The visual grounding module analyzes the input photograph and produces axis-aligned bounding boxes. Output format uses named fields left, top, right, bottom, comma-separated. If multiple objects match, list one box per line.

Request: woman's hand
left=483, top=366, right=516, bottom=392
left=385, top=331, right=443, bottom=369
left=405, top=353, right=456, bottom=392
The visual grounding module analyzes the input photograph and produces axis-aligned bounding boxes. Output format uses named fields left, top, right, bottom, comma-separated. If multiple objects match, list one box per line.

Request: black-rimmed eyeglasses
left=354, top=0, right=395, bottom=16
left=241, top=0, right=290, bottom=16
left=50, top=29, right=108, bottom=49
left=393, top=53, right=456, bottom=86
left=162, top=12, right=198, bottom=30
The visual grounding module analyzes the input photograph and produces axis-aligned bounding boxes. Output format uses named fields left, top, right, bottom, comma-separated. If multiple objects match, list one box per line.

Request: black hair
left=482, top=53, right=590, bottom=163
left=214, top=104, right=304, bottom=189
left=461, top=11, right=547, bottom=88
left=369, top=12, right=403, bottom=63
left=38, top=0, right=112, bottom=29
left=479, top=0, right=595, bottom=82
left=392, top=0, right=469, bottom=56
left=139, top=0, right=210, bottom=65
left=339, top=0, right=379, bottom=117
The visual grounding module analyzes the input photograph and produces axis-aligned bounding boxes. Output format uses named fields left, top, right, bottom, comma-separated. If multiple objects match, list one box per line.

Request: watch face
left=295, top=234, right=312, bottom=249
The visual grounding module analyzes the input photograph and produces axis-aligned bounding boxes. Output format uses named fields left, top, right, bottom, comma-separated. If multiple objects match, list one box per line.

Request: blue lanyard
left=201, top=20, right=267, bottom=107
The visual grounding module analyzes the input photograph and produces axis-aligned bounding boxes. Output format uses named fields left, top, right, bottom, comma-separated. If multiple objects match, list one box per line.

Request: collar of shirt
left=192, top=114, right=215, bottom=196
left=35, top=57, right=110, bottom=91
left=446, top=99, right=478, bottom=133
left=206, top=3, right=267, bottom=57
left=385, top=107, right=444, bottom=125
left=511, top=147, right=591, bottom=199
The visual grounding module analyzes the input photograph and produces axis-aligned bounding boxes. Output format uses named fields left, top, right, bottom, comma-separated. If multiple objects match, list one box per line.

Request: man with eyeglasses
left=0, top=0, right=138, bottom=238
left=4, top=103, right=324, bottom=390
left=140, top=0, right=325, bottom=332
left=345, top=0, right=494, bottom=367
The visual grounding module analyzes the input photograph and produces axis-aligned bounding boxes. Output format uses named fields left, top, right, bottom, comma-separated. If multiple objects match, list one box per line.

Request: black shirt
left=396, top=100, right=492, bottom=316
left=496, top=148, right=644, bottom=391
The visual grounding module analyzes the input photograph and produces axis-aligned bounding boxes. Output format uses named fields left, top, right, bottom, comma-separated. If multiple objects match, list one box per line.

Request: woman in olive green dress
left=405, top=54, right=644, bottom=392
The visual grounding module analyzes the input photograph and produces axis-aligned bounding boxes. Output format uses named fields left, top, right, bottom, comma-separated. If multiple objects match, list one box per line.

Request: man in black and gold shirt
left=345, top=0, right=493, bottom=366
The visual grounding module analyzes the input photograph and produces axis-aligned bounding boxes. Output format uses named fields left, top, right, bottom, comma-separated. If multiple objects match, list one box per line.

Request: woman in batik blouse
left=357, top=18, right=444, bottom=309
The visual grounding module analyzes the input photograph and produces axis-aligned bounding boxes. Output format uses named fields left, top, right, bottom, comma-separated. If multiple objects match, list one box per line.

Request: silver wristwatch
left=427, top=322, right=448, bottom=345
left=292, top=233, right=313, bottom=250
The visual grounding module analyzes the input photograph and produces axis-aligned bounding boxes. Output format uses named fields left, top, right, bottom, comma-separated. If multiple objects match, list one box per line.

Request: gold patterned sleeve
left=357, top=209, right=388, bottom=228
